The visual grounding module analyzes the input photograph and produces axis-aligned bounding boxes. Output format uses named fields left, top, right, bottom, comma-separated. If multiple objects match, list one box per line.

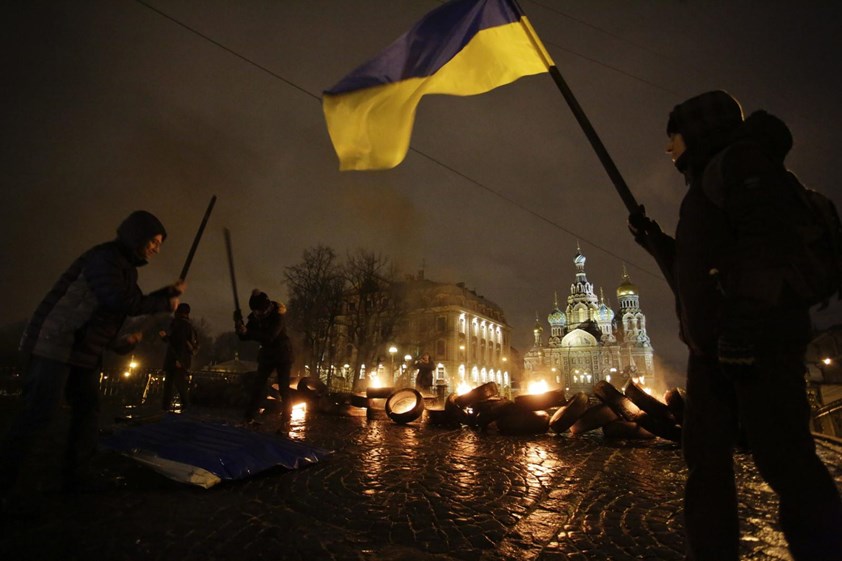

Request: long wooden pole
left=223, top=228, right=242, bottom=320
left=179, top=195, right=217, bottom=281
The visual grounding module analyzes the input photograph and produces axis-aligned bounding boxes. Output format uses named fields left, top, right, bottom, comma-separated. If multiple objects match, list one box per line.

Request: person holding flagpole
left=629, top=91, right=842, bottom=561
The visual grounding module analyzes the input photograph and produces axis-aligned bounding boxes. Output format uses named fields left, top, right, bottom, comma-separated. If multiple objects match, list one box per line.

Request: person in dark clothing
left=0, top=210, right=183, bottom=494
left=236, top=290, right=294, bottom=426
left=158, top=302, right=198, bottom=412
left=629, top=91, right=842, bottom=561
left=414, top=353, right=435, bottom=395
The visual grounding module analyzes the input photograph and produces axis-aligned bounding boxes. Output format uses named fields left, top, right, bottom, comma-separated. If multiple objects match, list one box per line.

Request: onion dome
left=616, top=265, right=638, bottom=298
left=547, top=292, right=567, bottom=326
left=596, top=301, right=614, bottom=323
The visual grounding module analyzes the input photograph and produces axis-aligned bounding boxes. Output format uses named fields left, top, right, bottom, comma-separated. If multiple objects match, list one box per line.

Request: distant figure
left=158, top=302, right=198, bottom=412
left=0, top=210, right=183, bottom=495
left=414, top=353, right=435, bottom=395
left=628, top=91, right=842, bottom=560
left=235, top=290, right=294, bottom=427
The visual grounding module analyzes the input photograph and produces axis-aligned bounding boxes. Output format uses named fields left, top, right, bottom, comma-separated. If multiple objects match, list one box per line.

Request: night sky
left=3, top=1, right=842, bottom=387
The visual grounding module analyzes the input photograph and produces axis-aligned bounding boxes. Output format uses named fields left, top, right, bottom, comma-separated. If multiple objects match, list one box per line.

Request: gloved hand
left=627, top=205, right=662, bottom=244
left=233, top=309, right=243, bottom=323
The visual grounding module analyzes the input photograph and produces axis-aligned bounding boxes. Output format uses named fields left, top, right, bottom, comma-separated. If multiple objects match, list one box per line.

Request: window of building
left=436, top=339, right=446, bottom=359
left=436, top=315, right=446, bottom=334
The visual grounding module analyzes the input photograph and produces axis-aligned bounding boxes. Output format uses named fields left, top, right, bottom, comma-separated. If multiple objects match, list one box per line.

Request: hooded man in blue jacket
left=0, top=210, right=184, bottom=495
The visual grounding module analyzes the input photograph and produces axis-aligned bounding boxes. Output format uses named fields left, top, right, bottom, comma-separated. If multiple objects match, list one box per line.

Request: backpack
left=784, top=171, right=842, bottom=308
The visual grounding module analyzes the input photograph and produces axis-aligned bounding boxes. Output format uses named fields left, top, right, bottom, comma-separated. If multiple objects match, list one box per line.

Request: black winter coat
left=237, top=302, right=294, bottom=366
left=641, top=100, right=808, bottom=356
left=161, top=315, right=198, bottom=370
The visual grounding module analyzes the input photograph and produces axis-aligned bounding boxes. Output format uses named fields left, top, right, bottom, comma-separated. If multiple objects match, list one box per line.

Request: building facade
left=523, top=248, right=655, bottom=394
left=332, top=272, right=515, bottom=395
left=392, top=274, right=515, bottom=394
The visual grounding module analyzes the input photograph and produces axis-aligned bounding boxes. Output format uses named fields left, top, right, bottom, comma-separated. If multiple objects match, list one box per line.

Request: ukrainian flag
left=323, top=0, right=553, bottom=171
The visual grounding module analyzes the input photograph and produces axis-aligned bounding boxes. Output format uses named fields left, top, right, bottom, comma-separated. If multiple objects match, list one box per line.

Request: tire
left=549, top=392, right=589, bottom=433
left=602, top=419, right=655, bottom=439
left=623, top=380, right=676, bottom=424
left=454, top=382, right=499, bottom=409
left=570, top=403, right=618, bottom=434
left=474, top=398, right=518, bottom=428
left=385, top=388, right=425, bottom=424
left=425, top=407, right=459, bottom=427
left=594, top=380, right=643, bottom=422
left=496, top=409, right=550, bottom=435
left=366, top=386, right=395, bottom=399
left=298, top=376, right=328, bottom=395
left=515, top=389, right=567, bottom=412
left=349, top=392, right=370, bottom=408
left=444, top=393, right=472, bottom=425
left=368, top=397, right=387, bottom=410
left=664, top=387, right=686, bottom=425
left=623, top=381, right=682, bottom=442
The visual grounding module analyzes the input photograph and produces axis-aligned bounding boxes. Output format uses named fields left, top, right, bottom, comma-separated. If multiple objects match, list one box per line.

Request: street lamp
left=388, top=345, right=398, bottom=383
left=124, top=355, right=138, bottom=378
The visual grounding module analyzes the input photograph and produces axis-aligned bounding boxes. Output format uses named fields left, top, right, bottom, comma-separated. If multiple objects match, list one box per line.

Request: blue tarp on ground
left=101, top=415, right=332, bottom=487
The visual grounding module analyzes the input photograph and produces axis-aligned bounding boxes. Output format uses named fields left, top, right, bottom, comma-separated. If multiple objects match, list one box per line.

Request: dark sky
left=3, top=0, right=842, bottom=385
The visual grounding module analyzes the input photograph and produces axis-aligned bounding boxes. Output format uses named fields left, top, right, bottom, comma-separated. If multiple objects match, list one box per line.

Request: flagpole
left=509, top=0, right=641, bottom=214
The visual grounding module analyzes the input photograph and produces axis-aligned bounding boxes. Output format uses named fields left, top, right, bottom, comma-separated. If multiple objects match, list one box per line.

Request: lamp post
left=388, top=345, right=398, bottom=384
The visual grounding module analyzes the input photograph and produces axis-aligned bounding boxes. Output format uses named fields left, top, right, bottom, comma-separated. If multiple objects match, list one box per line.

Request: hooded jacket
left=651, top=93, right=806, bottom=355
left=20, top=211, right=175, bottom=369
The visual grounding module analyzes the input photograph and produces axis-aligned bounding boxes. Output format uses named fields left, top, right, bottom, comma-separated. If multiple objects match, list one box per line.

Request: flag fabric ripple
left=322, top=0, right=553, bottom=171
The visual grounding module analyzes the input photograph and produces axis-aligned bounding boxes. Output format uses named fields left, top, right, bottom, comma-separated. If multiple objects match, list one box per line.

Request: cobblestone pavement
left=1, top=399, right=841, bottom=561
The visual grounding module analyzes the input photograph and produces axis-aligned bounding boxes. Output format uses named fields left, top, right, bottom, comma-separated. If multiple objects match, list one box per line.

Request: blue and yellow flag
left=322, top=0, right=553, bottom=171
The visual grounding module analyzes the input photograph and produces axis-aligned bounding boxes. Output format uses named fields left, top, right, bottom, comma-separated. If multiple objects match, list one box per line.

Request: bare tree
left=339, top=250, right=407, bottom=391
left=283, top=245, right=345, bottom=387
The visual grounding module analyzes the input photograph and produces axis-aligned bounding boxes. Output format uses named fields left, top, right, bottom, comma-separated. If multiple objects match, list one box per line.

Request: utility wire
left=131, top=0, right=669, bottom=283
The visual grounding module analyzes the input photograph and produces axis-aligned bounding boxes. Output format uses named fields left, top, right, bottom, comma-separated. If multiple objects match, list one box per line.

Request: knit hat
left=175, top=303, right=191, bottom=316
left=249, top=289, right=271, bottom=312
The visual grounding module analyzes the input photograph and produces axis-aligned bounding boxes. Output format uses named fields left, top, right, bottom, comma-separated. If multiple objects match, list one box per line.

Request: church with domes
left=523, top=247, right=656, bottom=394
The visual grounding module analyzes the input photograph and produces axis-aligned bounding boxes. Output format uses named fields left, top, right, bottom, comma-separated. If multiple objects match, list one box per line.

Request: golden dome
left=616, top=266, right=638, bottom=297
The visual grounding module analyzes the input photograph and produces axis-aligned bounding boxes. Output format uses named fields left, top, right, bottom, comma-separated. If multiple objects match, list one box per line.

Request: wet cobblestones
left=2, top=401, right=841, bottom=560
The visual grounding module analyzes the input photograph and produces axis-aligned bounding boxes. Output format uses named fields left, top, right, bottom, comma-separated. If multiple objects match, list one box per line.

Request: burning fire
left=291, top=402, right=307, bottom=422
left=368, top=374, right=382, bottom=389
left=456, top=382, right=472, bottom=395
left=527, top=379, right=549, bottom=395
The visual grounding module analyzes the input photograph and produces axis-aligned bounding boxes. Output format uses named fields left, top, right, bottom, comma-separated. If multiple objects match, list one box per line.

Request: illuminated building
left=395, top=272, right=514, bottom=394
left=332, top=270, right=515, bottom=394
left=523, top=247, right=655, bottom=393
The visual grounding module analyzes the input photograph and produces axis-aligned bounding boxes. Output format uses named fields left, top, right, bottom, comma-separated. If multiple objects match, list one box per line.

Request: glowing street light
left=388, top=345, right=398, bottom=383
left=124, top=355, right=138, bottom=378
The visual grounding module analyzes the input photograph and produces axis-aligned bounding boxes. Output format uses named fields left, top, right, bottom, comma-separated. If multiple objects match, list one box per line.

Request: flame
left=291, top=402, right=307, bottom=422
left=527, top=379, right=549, bottom=394
left=456, top=382, right=472, bottom=395
left=368, top=374, right=382, bottom=389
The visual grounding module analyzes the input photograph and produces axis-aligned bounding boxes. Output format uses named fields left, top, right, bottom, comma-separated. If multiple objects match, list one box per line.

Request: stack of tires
left=425, top=380, right=685, bottom=442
